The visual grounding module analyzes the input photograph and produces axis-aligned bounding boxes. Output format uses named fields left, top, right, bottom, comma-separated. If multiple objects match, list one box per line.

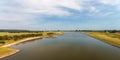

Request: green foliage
left=0, top=32, right=56, bottom=44
left=0, top=33, right=43, bottom=44
left=0, top=31, right=58, bottom=58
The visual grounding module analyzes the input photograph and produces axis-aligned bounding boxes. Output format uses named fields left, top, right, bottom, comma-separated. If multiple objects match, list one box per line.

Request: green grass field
left=85, top=32, right=120, bottom=47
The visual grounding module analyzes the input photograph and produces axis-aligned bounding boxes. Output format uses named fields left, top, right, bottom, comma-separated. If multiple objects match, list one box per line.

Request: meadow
left=85, top=32, right=120, bottom=47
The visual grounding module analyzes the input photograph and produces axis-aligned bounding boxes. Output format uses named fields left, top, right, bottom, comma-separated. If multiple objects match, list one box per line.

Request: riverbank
left=1, top=36, right=48, bottom=48
left=0, top=48, right=19, bottom=59
left=84, top=32, right=120, bottom=48
left=0, top=32, right=63, bottom=59
left=0, top=36, right=46, bottom=59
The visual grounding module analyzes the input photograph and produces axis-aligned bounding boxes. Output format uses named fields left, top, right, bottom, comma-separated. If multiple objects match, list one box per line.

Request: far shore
left=84, top=32, right=120, bottom=48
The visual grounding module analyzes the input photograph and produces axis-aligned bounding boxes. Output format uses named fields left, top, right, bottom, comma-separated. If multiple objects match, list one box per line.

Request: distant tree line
left=0, top=29, right=30, bottom=32
left=74, top=30, right=120, bottom=33
left=0, top=29, right=45, bottom=33
left=103, top=30, right=120, bottom=33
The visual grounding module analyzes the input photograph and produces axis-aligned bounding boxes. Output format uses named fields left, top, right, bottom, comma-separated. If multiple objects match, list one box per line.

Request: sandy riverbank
left=2, top=36, right=48, bottom=48
left=0, top=32, right=64, bottom=59
left=0, top=49, right=19, bottom=59
left=0, top=36, right=49, bottom=59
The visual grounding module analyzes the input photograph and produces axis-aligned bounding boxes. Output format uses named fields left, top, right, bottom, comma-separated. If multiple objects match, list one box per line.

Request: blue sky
left=0, top=0, right=120, bottom=30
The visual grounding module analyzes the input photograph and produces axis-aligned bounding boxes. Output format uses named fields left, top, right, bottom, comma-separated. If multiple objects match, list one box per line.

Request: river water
left=2, top=32, right=120, bottom=60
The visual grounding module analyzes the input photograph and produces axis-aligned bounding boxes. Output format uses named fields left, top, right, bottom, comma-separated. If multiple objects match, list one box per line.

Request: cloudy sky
left=0, top=0, right=120, bottom=30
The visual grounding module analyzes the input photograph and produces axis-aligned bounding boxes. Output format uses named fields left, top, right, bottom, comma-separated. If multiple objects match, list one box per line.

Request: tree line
left=74, top=30, right=120, bottom=33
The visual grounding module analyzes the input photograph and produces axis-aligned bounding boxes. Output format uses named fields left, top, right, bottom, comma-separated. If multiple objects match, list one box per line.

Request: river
left=2, top=32, right=120, bottom=60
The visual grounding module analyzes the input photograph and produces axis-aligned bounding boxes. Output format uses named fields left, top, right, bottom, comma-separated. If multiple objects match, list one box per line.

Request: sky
left=0, top=0, right=120, bottom=30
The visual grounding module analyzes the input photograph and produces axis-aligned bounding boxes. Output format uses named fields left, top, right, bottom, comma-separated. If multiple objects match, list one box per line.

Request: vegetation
left=85, top=32, right=120, bottom=47
left=0, top=30, right=63, bottom=59
left=0, top=48, right=16, bottom=57
left=0, top=32, right=60, bottom=45
left=0, top=33, right=41, bottom=45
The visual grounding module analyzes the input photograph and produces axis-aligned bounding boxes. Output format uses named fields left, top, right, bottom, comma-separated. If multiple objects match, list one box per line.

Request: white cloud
left=0, top=13, right=34, bottom=21
left=0, top=0, right=120, bottom=30
left=0, top=0, right=85, bottom=30
left=1, top=0, right=119, bottom=21
left=0, top=0, right=85, bottom=21
left=87, top=6, right=114, bottom=17
left=100, top=0, right=120, bottom=5
left=88, top=6, right=100, bottom=15
left=15, top=0, right=84, bottom=16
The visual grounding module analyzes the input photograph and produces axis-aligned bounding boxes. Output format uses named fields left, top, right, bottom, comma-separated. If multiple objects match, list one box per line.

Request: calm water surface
left=2, top=32, right=120, bottom=60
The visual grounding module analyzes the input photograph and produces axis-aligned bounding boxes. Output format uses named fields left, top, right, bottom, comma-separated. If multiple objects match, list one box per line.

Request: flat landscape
left=0, top=31, right=63, bottom=59
left=0, top=0, right=120, bottom=60
left=1, top=32, right=120, bottom=60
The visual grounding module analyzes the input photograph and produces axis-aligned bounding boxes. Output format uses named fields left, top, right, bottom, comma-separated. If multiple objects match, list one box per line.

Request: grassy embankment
left=0, top=48, right=15, bottom=56
left=0, top=32, right=63, bottom=59
left=85, top=32, right=120, bottom=47
left=0, top=47, right=19, bottom=59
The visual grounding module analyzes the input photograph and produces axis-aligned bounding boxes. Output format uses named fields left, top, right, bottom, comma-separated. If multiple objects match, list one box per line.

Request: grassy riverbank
left=85, top=32, right=120, bottom=47
left=0, top=48, right=19, bottom=59
left=0, top=32, right=63, bottom=59
left=0, top=48, right=15, bottom=56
